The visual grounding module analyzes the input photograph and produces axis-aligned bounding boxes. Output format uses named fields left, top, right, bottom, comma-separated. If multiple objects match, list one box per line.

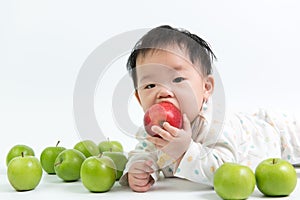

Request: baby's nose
left=157, top=86, right=174, bottom=99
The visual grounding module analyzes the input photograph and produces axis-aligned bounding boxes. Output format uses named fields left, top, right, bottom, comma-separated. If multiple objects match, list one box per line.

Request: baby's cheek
left=182, top=102, right=201, bottom=122
left=174, top=87, right=201, bottom=121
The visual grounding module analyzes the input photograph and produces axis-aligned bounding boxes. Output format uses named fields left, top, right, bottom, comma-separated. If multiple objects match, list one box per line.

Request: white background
left=1, top=0, right=300, bottom=174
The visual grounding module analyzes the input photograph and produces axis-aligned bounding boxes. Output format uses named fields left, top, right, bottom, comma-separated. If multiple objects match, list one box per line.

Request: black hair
left=127, top=25, right=217, bottom=89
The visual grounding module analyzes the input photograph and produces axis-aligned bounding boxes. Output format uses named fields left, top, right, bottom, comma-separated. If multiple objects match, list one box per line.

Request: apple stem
left=273, top=158, right=276, bottom=164
left=21, top=152, right=24, bottom=157
left=54, top=162, right=61, bottom=167
left=56, top=140, right=60, bottom=147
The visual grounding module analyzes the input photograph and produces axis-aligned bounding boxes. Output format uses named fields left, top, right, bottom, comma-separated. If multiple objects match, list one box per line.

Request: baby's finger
left=162, top=122, right=179, bottom=137
left=147, top=136, right=168, bottom=148
left=151, top=125, right=173, bottom=141
left=131, top=179, right=153, bottom=192
left=133, top=172, right=150, bottom=180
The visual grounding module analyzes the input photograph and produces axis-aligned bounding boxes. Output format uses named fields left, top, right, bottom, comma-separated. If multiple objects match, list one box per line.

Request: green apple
left=54, top=149, right=86, bottom=182
left=255, top=158, right=297, bottom=197
left=213, top=162, right=256, bottom=200
left=7, top=153, right=43, bottom=191
left=6, top=144, right=35, bottom=166
left=102, top=151, right=128, bottom=180
left=80, top=155, right=116, bottom=192
left=98, top=140, right=123, bottom=153
left=40, top=141, right=66, bottom=174
left=74, top=140, right=100, bottom=158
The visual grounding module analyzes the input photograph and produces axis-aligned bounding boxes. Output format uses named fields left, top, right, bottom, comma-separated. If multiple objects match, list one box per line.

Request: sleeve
left=174, top=125, right=238, bottom=186
left=119, top=128, right=160, bottom=186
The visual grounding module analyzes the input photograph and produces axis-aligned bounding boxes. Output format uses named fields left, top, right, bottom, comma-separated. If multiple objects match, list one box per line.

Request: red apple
left=144, top=101, right=182, bottom=137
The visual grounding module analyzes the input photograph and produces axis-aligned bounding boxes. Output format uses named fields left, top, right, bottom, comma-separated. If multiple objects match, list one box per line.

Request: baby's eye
left=173, top=77, right=185, bottom=83
left=144, top=84, right=156, bottom=89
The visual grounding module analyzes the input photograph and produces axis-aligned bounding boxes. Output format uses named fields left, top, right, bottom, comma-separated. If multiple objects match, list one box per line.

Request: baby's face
left=134, top=47, right=213, bottom=122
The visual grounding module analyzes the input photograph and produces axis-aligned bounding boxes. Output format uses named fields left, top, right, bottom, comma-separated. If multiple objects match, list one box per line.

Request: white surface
left=0, top=168, right=299, bottom=200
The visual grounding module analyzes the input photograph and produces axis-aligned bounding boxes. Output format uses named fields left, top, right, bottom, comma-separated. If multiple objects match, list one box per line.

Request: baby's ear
left=134, top=90, right=142, bottom=105
left=203, top=75, right=214, bottom=98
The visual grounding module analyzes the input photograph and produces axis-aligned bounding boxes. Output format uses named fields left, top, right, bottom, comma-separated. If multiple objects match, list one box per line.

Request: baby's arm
left=127, top=160, right=155, bottom=192
left=119, top=133, right=160, bottom=191
left=174, top=126, right=238, bottom=185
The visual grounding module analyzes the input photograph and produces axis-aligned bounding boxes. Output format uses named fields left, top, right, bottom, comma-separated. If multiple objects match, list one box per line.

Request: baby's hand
left=128, top=160, right=155, bottom=192
left=147, top=114, right=192, bottom=160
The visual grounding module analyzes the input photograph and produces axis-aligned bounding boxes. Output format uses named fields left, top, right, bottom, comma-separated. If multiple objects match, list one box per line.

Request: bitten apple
left=255, top=158, right=297, bottom=197
left=144, top=101, right=182, bottom=137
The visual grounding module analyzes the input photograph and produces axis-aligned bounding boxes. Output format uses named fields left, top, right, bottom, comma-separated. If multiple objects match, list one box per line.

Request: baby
left=118, top=25, right=300, bottom=192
